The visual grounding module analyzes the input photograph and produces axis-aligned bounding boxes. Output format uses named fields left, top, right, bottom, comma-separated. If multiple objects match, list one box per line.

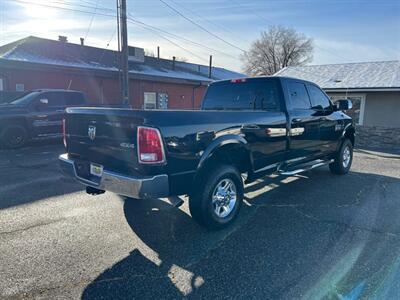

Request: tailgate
left=65, top=109, right=144, bottom=174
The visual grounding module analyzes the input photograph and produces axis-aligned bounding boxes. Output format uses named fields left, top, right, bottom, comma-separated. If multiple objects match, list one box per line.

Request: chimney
left=208, top=55, right=213, bottom=78
left=80, top=38, right=84, bottom=46
left=172, top=56, right=176, bottom=70
left=58, top=35, right=68, bottom=43
left=157, top=46, right=160, bottom=60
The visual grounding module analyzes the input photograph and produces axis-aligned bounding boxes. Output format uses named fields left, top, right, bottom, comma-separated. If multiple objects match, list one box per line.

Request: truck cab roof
left=212, top=76, right=317, bottom=87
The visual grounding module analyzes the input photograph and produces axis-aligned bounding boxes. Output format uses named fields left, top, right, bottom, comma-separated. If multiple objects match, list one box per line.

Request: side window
left=308, top=85, right=331, bottom=110
left=287, top=82, right=311, bottom=110
left=255, top=84, right=280, bottom=111
left=65, top=92, right=85, bottom=106
left=35, top=92, right=65, bottom=110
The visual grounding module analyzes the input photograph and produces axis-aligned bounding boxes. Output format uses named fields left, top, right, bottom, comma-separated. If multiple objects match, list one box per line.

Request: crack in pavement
left=0, top=218, right=67, bottom=236
left=290, top=203, right=399, bottom=238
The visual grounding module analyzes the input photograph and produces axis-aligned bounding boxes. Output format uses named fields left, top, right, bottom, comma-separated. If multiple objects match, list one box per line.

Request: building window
left=144, top=92, right=157, bottom=109
left=0, top=79, right=3, bottom=91
left=330, top=95, right=365, bottom=125
left=16, top=83, right=25, bottom=92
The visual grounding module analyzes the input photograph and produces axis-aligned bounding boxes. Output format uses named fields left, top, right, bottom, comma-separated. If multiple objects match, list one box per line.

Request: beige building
left=275, top=61, right=400, bottom=151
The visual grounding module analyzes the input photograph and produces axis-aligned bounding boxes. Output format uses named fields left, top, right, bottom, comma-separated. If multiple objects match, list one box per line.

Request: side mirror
left=336, top=99, right=352, bottom=111
left=34, top=98, right=49, bottom=111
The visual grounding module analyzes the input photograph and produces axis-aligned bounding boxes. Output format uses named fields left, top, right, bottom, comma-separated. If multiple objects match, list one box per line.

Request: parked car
left=0, top=89, right=87, bottom=148
left=59, top=77, right=354, bottom=230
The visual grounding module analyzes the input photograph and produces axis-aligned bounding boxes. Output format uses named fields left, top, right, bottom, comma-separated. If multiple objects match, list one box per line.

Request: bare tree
left=145, top=49, right=155, bottom=57
left=241, top=26, right=313, bottom=76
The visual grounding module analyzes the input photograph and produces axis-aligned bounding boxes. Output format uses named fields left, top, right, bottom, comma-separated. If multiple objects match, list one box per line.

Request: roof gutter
left=0, top=58, right=213, bottom=86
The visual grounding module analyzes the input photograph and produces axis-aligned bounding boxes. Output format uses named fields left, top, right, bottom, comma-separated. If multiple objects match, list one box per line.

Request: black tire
left=1, top=125, right=28, bottom=149
left=189, top=164, right=243, bottom=230
left=329, top=139, right=353, bottom=175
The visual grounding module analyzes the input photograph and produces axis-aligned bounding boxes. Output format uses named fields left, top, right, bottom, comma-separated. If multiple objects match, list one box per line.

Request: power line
left=83, top=0, right=100, bottom=41
left=126, top=13, right=238, bottom=59
left=230, top=0, right=276, bottom=26
left=7, top=0, right=211, bottom=62
left=7, top=0, right=243, bottom=65
left=158, top=0, right=246, bottom=53
left=59, top=0, right=239, bottom=58
left=167, top=0, right=252, bottom=45
left=10, top=0, right=116, bottom=18
left=126, top=18, right=209, bottom=63
left=229, top=0, right=355, bottom=62
left=51, top=0, right=237, bottom=59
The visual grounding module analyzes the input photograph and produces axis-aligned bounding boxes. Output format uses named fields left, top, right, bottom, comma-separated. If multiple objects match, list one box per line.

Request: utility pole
left=119, top=0, right=129, bottom=105
left=208, top=55, right=213, bottom=78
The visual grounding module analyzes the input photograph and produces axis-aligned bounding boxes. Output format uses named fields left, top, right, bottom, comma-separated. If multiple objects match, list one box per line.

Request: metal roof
left=274, top=60, right=400, bottom=90
left=0, top=36, right=245, bottom=83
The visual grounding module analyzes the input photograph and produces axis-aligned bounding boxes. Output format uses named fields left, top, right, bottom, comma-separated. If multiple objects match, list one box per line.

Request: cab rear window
left=202, top=80, right=281, bottom=111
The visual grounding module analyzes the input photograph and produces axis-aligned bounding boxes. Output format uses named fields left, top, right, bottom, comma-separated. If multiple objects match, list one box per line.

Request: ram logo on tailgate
left=88, top=125, right=96, bottom=141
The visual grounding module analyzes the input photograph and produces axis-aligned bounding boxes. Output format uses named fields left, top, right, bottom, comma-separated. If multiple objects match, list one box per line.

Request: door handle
left=242, top=124, right=260, bottom=130
left=56, top=110, right=65, bottom=113
left=292, top=118, right=303, bottom=123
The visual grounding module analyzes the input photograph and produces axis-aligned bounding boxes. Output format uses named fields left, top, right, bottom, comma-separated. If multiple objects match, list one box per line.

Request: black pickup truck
left=0, top=89, right=87, bottom=148
left=59, top=77, right=354, bottom=229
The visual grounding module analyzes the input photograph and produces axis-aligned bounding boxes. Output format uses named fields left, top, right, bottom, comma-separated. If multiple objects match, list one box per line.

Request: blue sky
left=0, top=0, right=399, bottom=72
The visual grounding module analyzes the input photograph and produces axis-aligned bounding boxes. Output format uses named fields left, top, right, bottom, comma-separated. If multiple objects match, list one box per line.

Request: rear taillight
left=62, top=118, right=66, bottom=147
left=137, top=126, right=165, bottom=164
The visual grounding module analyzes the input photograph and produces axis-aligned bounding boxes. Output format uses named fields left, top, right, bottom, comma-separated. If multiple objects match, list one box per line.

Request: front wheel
left=329, top=139, right=353, bottom=175
left=1, top=125, right=28, bottom=149
left=189, top=164, right=243, bottom=230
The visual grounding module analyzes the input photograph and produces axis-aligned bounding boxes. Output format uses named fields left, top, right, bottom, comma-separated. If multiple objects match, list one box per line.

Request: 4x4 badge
left=88, top=125, right=96, bottom=140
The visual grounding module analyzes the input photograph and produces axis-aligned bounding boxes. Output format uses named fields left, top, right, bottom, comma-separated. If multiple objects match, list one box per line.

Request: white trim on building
left=329, top=93, right=366, bottom=125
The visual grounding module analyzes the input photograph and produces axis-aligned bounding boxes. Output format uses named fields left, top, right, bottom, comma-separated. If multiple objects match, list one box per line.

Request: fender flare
left=340, top=123, right=356, bottom=147
left=197, top=134, right=250, bottom=170
left=341, top=123, right=355, bottom=139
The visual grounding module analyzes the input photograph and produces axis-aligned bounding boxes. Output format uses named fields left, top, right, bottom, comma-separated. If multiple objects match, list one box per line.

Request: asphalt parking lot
left=1, top=144, right=400, bottom=299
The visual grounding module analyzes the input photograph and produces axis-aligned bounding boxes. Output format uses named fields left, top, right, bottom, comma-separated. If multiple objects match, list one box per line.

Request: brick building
left=0, top=36, right=244, bottom=108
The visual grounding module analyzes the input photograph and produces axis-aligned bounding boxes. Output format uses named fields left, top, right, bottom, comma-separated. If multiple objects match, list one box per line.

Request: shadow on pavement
left=0, top=143, right=83, bottom=209
left=82, top=169, right=400, bottom=299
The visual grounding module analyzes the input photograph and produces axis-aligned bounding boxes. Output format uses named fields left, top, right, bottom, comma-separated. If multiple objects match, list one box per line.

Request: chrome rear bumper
left=59, top=153, right=169, bottom=199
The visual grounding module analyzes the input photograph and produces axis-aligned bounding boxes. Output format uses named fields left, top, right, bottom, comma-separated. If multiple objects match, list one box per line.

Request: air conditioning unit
left=128, top=46, right=145, bottom=63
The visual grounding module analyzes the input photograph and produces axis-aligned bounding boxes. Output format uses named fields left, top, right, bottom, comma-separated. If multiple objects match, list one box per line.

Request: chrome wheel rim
left=342, top=146, right=351, bottom=168
left=6, top=130, right=24, bottom=146
left=212, top=178, right=237, bottom=218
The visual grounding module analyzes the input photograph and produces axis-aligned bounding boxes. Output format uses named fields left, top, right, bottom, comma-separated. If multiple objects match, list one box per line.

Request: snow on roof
left=274, top=61, right=400, bottom=90
left=0, top=36, right=245, bottom=83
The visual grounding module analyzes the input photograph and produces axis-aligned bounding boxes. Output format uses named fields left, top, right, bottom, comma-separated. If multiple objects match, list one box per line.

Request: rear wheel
left=1, top=125, right=28, bottom=148
left=189, top=164, right=243, bottom=230
left=329, top=139, right=353, bottom=175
